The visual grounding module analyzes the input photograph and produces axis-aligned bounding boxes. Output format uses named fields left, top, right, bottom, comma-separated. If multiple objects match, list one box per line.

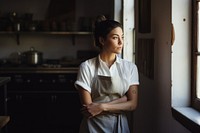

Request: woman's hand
left=81, top=103, right=104, bottom=118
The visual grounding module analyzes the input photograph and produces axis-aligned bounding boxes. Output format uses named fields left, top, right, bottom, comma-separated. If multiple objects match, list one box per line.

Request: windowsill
left=172, top=107, right=200, bottom=133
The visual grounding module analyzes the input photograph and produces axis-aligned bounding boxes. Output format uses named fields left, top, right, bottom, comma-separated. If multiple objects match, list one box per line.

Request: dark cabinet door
left=0, top=85, right=5, bottom=115
left=45, top=92, right=82, bottom=132
left=7, top=92, right=81, bottom=133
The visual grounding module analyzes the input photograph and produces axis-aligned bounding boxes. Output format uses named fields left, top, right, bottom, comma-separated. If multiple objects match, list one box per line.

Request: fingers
left=80, top=105, right=92, bottom=118
left=80, top=103, right=102, bottom=118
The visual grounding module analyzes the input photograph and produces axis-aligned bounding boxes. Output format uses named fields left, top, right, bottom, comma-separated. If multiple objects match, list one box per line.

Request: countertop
left=0, top=67, right=79, bottom=74
left=0, top=116, right=10, bottom=128
left=0, top=77, right=11, bottom=86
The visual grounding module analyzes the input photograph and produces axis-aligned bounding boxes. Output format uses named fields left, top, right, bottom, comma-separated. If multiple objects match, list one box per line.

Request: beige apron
left=79, top=57, right=130, bottom=133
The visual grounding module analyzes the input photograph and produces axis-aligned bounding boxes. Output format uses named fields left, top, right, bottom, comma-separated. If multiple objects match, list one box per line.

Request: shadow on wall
left=137, top=38, right=154, bottom=79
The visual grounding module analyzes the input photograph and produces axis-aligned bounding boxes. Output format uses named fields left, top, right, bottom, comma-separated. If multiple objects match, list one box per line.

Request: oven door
left=7, top=92, right=82, bottom=133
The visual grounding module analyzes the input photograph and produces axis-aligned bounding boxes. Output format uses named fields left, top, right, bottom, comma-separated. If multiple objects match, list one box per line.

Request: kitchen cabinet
left=7, top=92, right=81, bottom=133
left=1, top=72, right=82, bottom=133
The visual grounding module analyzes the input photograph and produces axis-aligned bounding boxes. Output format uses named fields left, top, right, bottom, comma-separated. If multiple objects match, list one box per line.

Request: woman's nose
left=118, top=37, right=123, bottom=45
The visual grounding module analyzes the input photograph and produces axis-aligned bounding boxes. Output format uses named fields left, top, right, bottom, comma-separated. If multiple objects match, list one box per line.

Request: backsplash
left=0, top=34, right=95, bottom=59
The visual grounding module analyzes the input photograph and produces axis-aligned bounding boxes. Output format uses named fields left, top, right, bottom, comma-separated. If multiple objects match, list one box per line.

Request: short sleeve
left=130, top=64, right=139, bottom=86
left=74, top=62, right=93, bottom=93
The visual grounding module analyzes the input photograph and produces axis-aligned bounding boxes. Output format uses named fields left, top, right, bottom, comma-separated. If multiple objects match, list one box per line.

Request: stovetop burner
left=0, top=59, right=82, bottom=68
left=41, top=64, right=62, bottom=68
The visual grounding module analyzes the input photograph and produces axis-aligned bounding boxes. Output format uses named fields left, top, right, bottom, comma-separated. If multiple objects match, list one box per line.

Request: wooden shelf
left=0, top=31, right=92, bottom=35
left=0, top=31, right=93, bottom=45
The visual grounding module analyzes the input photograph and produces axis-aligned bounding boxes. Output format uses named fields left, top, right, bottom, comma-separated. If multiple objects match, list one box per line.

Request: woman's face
left=101, top=27, right=124, bottom=54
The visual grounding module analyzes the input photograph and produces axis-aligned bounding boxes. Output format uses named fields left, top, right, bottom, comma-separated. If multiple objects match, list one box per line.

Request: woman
left=74, top=15, right=139, bottom=133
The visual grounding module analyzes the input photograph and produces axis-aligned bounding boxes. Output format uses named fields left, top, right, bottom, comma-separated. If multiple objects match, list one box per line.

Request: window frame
left=192, top=0, right=200, bottom=111
left=172, top=1, right=200, bottom=132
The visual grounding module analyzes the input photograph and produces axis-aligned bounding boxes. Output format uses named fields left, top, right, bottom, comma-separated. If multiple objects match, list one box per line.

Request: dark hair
left=93, top=15, right=122, bottom=49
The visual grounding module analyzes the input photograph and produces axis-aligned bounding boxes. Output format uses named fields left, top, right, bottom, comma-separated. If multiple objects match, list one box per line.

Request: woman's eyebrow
left=111, top=34, right=124, bottom=36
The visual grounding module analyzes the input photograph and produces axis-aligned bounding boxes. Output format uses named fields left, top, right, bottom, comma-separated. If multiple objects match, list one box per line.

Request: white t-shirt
left=75, top=55, right=139, bottom=93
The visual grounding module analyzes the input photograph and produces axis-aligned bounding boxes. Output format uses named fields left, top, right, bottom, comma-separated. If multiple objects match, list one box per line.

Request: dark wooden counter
left=0, top=77, right=10, bottom=87
left=0, top=116, right=10, bottom=129
left=0, top=67, right=78, bottom=74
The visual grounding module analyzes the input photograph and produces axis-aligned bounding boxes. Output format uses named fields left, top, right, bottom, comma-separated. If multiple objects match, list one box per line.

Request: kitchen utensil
left=8, top=52, right=23, bottom=66
left=24, top=47, right=43, bottom=65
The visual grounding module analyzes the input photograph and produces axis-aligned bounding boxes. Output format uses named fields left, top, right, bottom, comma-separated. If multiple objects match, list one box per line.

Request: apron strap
left=94, top=57, right=99, bottom=76
left=90, top=57, right=99, bottom=86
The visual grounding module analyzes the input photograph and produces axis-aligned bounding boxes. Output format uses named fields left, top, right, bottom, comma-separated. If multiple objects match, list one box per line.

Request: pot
left=24, top=47, right=43, bottom=65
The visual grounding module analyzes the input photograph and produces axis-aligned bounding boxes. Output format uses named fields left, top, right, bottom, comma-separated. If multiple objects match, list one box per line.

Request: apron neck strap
left=94, top=57, right=99, bottom=76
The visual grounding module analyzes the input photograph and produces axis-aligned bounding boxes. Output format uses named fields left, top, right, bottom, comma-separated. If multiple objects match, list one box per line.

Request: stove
left=41, top=63, right=62, bottom=68
left=0, top=66, right=82, bottom=133
left=0, top=58, right=82, bottom=68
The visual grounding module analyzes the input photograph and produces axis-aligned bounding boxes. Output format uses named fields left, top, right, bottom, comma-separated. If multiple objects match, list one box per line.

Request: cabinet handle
left=52, top=79, right=56, bottom=83
left=51, top=95, right=57, bottom=102
left=51, top=95, right=54, bottom=101
left=5, top=97, right=10, bottom=102
left=54, top=95, right=57, bottom=101
left=16, top=95, right=22, bottom=100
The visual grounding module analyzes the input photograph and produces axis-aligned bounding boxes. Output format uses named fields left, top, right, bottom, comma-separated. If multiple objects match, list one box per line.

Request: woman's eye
left=113, top=36, right=118, bottom=39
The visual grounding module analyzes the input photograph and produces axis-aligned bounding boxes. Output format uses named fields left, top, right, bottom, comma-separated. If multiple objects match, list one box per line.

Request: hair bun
left=96, top=15, right=107, bottom=22
left=95, top=15, right=107, bottom=26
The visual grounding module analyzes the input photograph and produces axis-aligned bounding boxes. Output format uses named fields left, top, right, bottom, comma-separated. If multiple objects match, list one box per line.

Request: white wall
left=172, top=0, right=191, bottom=107
left=133, top=0, right=191, bottom=132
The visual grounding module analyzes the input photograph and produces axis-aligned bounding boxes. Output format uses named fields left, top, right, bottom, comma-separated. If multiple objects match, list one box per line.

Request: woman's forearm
left=107, top=95, right=127, bottom=104
left=102, top=85, right=138, bottom=113
left=102, top=100, right=137, bottom=113
left=79, top=85, right=138, bottom=118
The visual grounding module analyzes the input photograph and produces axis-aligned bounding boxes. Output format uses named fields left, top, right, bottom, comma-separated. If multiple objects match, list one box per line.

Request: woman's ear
left=99, top=37, right=105, bottom=45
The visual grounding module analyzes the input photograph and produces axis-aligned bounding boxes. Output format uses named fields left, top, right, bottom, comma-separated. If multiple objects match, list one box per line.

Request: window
left=171, top=1, right=200, bottom=132
left=192, top=0, right=200, bottom=111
